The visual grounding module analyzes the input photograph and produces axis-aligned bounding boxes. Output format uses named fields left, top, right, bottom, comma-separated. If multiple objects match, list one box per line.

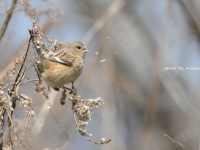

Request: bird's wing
left=48, top=49, right=75, bottom=66
left=48, top=56, right=73, bottom=66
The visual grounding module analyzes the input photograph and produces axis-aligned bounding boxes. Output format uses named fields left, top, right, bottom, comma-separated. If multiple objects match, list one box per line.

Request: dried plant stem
left=11, top=32, right=33, bottom=94
left=164, top=134, right=187, bottom=149
left=0, top=30, right=33, bottom=150
left=0, top=0, right=18, bottom=42
left=0, top=110, right=5, bottom=149
left=0, top=18, right=53, bottom=82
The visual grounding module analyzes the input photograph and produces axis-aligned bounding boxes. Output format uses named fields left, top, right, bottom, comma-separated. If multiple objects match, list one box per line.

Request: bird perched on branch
left=36, top=41, right=88, bottom=91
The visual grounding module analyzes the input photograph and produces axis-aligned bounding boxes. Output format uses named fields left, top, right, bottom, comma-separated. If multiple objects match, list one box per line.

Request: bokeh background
left=1, top=0, right=200, bottom=149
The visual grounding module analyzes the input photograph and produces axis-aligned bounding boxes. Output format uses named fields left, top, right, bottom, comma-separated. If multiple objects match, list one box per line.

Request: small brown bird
left=37, top=41, right=88, bottom=90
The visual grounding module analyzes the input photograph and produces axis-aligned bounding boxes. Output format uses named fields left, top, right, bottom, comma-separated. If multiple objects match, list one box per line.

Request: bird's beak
left=83, top=47, right=88, bottom=53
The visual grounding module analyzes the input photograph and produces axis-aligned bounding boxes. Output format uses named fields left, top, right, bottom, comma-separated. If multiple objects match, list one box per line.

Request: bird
left=36, top=41, right=88, bottom=91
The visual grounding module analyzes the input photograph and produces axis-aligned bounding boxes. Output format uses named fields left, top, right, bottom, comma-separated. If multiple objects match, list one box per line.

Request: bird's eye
left=76, top=46, right=81, bottom=49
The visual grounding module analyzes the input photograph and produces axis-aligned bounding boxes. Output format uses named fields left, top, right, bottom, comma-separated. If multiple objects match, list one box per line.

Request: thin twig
left=11, top=31, right=33, bottom=94
left=20, top=79, right=39, bottom=85
left=1, top=79, right=39, bottom=90
left=6, top=31, right=33, bottom=149
left=34, top=66, right=42, bottom=84
left=0, top=0, right=18, bottom=42
left=0, top=18, right=54, bottom=82
left=15, top=59, right=37, bottom=87
left=0, top=109, right=5, bottom=149
left=9, top=34, right=32, bottom=120
left=164, top=134, right=187, bottom=149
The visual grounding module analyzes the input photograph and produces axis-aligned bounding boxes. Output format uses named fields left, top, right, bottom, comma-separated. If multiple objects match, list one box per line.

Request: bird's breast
left=41, top=59, right=83, bottom=87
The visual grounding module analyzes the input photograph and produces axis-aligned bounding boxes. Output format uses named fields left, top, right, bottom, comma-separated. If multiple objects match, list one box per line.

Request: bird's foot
left=54, top=87, right=60, bottom=91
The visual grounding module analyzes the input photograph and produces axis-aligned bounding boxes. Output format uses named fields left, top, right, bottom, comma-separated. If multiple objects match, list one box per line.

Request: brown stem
left=0, top=0, right=18, bottom=42
left=4, top=30, right=33, bottom=149
left=11, top=31, right=33, bottom=94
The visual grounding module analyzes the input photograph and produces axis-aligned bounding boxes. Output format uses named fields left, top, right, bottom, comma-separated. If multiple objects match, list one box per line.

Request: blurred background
left=1, top=0, right=200, bottom=149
